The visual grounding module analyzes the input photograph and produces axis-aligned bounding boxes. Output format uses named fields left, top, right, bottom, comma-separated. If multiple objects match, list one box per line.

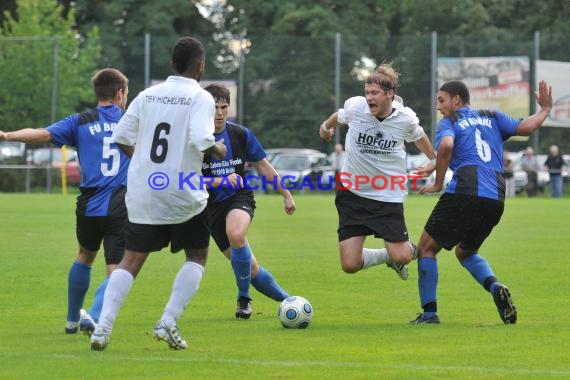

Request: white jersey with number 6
left=112, top=75, right=216, bottom=224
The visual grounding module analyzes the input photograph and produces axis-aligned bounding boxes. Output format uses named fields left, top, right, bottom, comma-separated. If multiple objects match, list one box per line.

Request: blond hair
left=365, top=62, right=400, bottom=92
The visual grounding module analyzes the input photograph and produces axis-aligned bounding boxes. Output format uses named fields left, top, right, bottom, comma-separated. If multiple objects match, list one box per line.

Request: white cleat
left=153, top=320, right=188, bottom=350
left=387, top=261, right=409, bottom=280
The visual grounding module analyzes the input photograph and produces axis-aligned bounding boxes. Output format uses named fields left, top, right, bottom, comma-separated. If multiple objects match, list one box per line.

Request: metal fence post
left=48, top=36, right=59, bottom=193
left=334, top=32, right=341, bottom=145
left=430, top=31, right=438, bottom=144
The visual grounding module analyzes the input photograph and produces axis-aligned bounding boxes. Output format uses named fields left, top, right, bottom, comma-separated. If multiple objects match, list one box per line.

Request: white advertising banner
left=537, top=60, right=570, bottom=128
left=437, top=56, right=530, bottom=118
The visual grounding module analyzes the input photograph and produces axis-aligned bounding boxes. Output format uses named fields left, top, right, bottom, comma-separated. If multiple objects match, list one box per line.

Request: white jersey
left=112, top=76, right=216, bottom=224
left=338, top=96, right=424, bottom=203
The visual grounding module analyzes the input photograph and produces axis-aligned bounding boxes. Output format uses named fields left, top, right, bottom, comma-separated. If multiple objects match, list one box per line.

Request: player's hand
left=413, top=162, right=436, bottom=178
left=536, top=80, right=553, bottom=111
left=318, top=125, right=334, bottom=142
left=212, top=138, right=227, bottom=160
left=0, top=131, right=6, bottom=141
left=226, top=173, right=243, bottom=189
left=419, top=183, right=442, bottom=194
left=284, top=197, right=296, bottom=215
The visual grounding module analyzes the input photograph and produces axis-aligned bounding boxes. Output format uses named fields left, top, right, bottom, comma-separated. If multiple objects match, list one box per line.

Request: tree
left=0, top=0, right=101, bottom=130
left=71, top=0, right=217, bottom=97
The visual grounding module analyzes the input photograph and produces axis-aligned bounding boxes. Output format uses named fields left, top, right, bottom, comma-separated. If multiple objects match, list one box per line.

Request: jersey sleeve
left=434, top=118, right=455, bottom=150
left=188, top=91, right=216, bottom=152
left=245, top=129, right=267, bottom=162
left=46, top=114, right=79, bottom=147
left=401, top=106, right=424, bottom=143
left=112, top=95, right=140, bottom=146
left=494, top=111, right=521, bottom=139
left=337, top=96, right=364, bottom=124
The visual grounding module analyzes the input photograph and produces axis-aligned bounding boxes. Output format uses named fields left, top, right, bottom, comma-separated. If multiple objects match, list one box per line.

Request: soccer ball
left=278, top=296, right=313, bottom=329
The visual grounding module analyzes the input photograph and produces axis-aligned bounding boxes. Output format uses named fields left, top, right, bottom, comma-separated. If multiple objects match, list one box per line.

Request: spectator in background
left=329, top=143, right=347, bottom=177
left=521, top=146, right=540, bottom=197
left=544, top=145, right=567, bottom=198
left=503, top=151, right=515, bottom=197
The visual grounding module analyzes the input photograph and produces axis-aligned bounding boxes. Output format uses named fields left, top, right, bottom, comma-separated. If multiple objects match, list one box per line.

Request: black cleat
left=410, top=313, right=440, bottom=324
left=235, top=297, right=252, bottom=319
left=492, top=283, right=517, bottom=324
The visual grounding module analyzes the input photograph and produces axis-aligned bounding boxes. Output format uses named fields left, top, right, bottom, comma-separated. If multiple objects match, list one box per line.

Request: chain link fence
left=1, top=32, right=569, bottom=192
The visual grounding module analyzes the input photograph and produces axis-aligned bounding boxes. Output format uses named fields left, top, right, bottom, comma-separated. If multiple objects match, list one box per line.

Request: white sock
left=161, top=261, right=205, bottom=326
left=98, top=269, right=134, bottom=333
left=362, top=248, right=390, bottom=269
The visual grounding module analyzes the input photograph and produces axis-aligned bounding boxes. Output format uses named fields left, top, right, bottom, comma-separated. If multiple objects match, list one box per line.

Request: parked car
left=27, top=146, right=81, bottom=185
left=0, top=141, right=25, bottom=160
left=270, top=149, right=334, bottom=190
left=406, top=153, right=453, bottom=192
left=507, top=151, right=549, bottom=194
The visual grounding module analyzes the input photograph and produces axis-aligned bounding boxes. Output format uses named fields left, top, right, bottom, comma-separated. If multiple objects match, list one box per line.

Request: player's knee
left=226, top=230, right=247, bottom=247
left=340, top=259, right=360, bottom=274
left=391, top=254, right=411, bottom=265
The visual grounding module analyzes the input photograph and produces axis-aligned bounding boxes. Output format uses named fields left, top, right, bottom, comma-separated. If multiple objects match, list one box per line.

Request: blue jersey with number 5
left=435, top=107, right=520, bottom=200
left=47, top=105, right=130, bottom=216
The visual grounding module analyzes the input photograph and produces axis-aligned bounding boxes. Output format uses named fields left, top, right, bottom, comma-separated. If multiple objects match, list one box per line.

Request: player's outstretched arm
left=0, top=128, right=51, bottom=144
left=517, top=80, right=553, bottom=136
left=254, top=158, right=296, bottom=215
left=419, top=136, right=453, bottom=194
left=318, top=112, right=340, bottom=142
left=413, top=132, right=437, bottom=178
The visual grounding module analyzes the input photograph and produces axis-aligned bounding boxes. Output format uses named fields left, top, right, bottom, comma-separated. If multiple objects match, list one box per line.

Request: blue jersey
left=47, top=105, right=130, bottom=216
left=204, top=122, right=266, bottom=203
left=436, top=107, right=520, bottom=200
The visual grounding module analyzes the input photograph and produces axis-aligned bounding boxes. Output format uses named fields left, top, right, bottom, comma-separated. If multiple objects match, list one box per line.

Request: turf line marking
left=44, top=354, right=570, bottom=376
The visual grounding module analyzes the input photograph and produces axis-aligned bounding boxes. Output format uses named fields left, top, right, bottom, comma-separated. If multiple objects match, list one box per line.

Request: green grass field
left=1, top=193, right=569, bottom=379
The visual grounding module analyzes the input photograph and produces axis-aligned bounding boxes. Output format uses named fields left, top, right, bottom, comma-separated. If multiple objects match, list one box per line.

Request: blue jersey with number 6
left=435, top=107, right=520, bottom=200
left=47, top=105, right=130, bottom=216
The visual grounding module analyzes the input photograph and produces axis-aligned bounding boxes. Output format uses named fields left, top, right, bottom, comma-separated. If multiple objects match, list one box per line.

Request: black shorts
left=335, top=188, right=408, bottom=242
left=425, top=193, right=504, bottom=251
left=124, top=211, right=210, bottom=253
left=76, top=215, right=126, bottom=265
left=76, top=187, right=127, bottom=265
left=207, top=190, right=256, bottom=252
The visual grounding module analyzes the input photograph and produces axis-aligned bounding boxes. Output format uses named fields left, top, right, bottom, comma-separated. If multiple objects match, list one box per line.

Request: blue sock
left=418, top=257, right=438, bottom=314
left=88, top=277, right=109, bottom=323
left=251, top=267, right=289, bottom=302
left=231, top=245, right=252, bottom=299
left=460, top=254, right=495, bottom=291
left=67, top=261, right=91, bottom=322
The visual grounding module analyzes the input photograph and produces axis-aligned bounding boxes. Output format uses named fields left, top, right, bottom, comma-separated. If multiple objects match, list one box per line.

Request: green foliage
left=2, top=0, right=570, bottom=153
left=1, top=193, right=570, bottom=379
left=72, top=0, right=216, bottom=96
left=0, top=0, right=101, bottom=130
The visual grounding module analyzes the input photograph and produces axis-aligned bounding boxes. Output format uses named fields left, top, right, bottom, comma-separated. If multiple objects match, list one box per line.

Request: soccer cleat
left=153, top=320, right=188, bottom=350
left=492, top=283, right=517, bottom=324
left=409, top=241, right=418, bottom=260
left=65, top=321, right=79, bottom=334
left=79, top=309, right=96, bottom=337
left=235, top=296, right=252, bottom=319
left=90, top=327, right=110, bottom=351
left=387, top=261, right=409, bottom=280
left=410, top=313, right=440, bottom=324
